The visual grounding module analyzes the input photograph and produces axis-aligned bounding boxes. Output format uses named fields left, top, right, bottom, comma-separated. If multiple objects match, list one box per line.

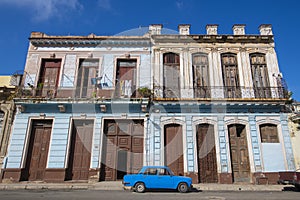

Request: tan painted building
left=0, top=76, right=16, bottom=171
left=288, top=103, right=300, bottom=170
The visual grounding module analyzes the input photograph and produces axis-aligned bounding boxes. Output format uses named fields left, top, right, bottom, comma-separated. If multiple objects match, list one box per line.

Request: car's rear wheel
left=177, top=182, right=188, bottom=193
left=135, top=182, right=145, bottom=193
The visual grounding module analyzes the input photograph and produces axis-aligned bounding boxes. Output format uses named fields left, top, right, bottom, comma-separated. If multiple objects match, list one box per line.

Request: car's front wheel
left=177, top=182, right=188, bottom=193
left=135, top=182, right=146, bottom=193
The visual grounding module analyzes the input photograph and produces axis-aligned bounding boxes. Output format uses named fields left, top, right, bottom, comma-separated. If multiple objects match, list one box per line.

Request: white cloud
left=0, top=0, right=82, bottom=21
left=176, top=0, right=184, bottom=10
left=97, top=0, right=112, bottom=10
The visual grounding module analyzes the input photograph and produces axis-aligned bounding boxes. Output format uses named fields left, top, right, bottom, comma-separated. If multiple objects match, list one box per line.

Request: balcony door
left=163, top=53, right=180, bottom=98
left=37, top=59, right=61, bottom=97
left=115, top=59, right=137, bottom=98
left=250, top=53, right=271, bottom=98
left=193, top=53, right=210, bottom=98
left=75, top=59, right=98, bottom=98
left=221, top=53, right=240, bottom=98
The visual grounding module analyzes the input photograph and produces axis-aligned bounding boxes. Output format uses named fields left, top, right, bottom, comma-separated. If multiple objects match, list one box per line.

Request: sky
left=0, top=0, right=299, bottom=101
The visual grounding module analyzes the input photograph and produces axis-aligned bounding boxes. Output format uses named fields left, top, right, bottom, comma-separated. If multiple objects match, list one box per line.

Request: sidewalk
left=0, top=181, right=287, bottom=191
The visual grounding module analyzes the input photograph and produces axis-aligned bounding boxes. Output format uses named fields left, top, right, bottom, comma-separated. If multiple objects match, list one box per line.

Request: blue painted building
left=1, top=24, right=295, bottom=184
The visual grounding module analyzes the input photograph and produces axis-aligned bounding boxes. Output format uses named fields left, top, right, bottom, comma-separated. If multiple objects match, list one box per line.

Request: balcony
left=154, top=86, right=288, bottom=100
left=13, top=85, right=288, bottom=101
left=13, top=85, right=144, bottom=100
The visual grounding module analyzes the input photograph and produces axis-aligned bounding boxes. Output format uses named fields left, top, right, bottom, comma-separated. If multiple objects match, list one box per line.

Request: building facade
left=1, top=24, right=295, bottom=184
left=288, top=103, right=300, bottom=170
left=0, top=76, right=17, bottom=171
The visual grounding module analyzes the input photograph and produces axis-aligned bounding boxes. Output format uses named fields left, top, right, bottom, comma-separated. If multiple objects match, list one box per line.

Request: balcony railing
left=154, top=86, right=289, bottom=99
left=13, top=85, right=289, bottom=100
left=13, top=86, right=140, bottom=99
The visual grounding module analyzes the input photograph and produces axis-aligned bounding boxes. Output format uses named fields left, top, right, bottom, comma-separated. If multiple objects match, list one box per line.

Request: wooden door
left=131, top=121, right=144, bottom=174
left=75, top=60, right=97, bottom=98
left=197, top=124, right=218, bottom=183
left=163, top=53, right=181, bottom=98
left=101, top=120, right=144, bottom=181
left=228, top=124, right=250, bottom=183
left=164, top=124, right=184, bottom=176
left=66, top=120, right=93, bottom=181
left=115, top=59, right=137, bottom=98
left=193, top=53, right=210, bottom=98
left=37, top=59, right=61, bottom=97
left=221, top=54, right=240, bottom=98
left=101, top=135, right=117, bottom=181
left=250, top=53, right=271, bottom=98
left=25, top=120, right=52, bottom=181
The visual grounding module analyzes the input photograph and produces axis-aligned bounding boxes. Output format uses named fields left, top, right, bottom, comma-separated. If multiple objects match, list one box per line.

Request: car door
left=142, top=168, right=158, bottom=189
left=155, top=168, right=174, bottom=189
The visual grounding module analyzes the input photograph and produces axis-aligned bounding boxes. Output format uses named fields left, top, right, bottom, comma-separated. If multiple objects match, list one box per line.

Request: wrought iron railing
left=13, top=85, right=289, bottom=100
left=13, top=85, right=139, bottom=99
left=153, top=86, right=289, bottom=99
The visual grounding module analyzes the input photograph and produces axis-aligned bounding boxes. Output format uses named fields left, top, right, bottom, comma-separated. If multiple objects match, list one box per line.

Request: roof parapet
left=259, top=24, right=273, bottom=35
left=149, top=24, right=163, bottom=35
left=206, top=24, right=218, bottom=35
left=178, top=24, right=190, bottom=35
left=232, top=24, right=246, bottom=35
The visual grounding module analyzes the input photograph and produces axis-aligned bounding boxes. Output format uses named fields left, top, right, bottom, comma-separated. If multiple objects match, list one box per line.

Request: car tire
left=135, top=182, right=146, bottom=193
left=177, top=182, right=188, bottom=193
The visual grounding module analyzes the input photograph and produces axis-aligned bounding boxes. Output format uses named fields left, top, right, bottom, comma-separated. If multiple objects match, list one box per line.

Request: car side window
left=158, top=168, right=170, bottom=176
left=144, top=168, right=157, bottom=175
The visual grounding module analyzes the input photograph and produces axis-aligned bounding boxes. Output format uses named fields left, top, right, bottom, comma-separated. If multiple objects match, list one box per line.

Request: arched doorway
left=196, top=124, right=218, bottom=183
left=228, top=124, right=250, bottom=183
left=164, top=124, right=184, bottom=176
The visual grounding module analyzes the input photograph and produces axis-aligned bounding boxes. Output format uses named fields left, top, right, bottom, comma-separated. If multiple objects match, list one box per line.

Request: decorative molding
left=100, top=105, right=106, bottom=113
left=58, top=105, right=66, bottom=113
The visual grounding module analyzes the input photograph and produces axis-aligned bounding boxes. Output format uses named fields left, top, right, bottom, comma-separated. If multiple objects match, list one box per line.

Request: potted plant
left=137, top=87, right=152, bottom=98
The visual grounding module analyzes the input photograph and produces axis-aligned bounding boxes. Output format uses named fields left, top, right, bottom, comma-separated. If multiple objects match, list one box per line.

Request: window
left=250, top=53, right=271, bottom=98
left=221, top=53, right=241, bottom=98
left=260, top=124, right=279, bottom=143
left=158, top=168, right=170, bottom=176
left=163, top=53, right=180, bottom=98
left=144, top=168, right=158, bottom=175
left=193, top=53, right=210, bottom=98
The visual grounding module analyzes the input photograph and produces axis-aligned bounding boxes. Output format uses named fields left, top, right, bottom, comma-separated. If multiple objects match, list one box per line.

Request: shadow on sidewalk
left=282, top=186, right=300, bottom=192
left=126, top=188, right=202, bottom=193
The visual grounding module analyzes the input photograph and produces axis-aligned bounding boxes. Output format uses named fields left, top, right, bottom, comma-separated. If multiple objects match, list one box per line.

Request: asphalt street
left=0, top=190, right=299, bottom=200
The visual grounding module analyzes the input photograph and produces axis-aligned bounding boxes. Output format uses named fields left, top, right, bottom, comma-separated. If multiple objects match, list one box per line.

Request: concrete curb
left=193, top=184, right=285, bottom=192
left=0, top=182, right=287, bottom=191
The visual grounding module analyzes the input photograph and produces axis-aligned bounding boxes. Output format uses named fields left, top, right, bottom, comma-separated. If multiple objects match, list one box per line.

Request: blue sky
left=0, top=0, right=299, bottom=100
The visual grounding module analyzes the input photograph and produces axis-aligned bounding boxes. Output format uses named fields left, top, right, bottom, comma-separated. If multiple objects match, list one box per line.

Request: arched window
left=221, top=53, right=241, bottom=98
left=163, top=53, right=180, bottom=98
left=250, top=53, right=271, bottom=98
left=193, top=53, right=210, bottom=98
left=259, top=124, right=279, bottom=143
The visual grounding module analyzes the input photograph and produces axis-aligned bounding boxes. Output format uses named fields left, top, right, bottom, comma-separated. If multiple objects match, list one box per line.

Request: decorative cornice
left=31, top=39, right=151, bottom=47
left=152, top=35, right=274, bottom=44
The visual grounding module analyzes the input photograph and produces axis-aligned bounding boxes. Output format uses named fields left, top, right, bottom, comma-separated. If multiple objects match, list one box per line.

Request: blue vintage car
left=123, top=166, right=193, bottom=193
